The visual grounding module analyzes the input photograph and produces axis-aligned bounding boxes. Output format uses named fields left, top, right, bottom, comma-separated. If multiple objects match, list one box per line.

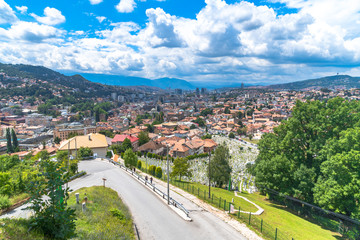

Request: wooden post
left=261, top=219, right=263, bottom=232
left=275, top=228, right=278, bottom=240
left=249, top=212, right=251, bottom=225
left=238, top=206, right=240, bottom=218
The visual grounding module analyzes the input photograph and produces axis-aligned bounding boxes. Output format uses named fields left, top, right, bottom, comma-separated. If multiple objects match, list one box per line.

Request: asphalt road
left=70, top=159, right=247, bottom=240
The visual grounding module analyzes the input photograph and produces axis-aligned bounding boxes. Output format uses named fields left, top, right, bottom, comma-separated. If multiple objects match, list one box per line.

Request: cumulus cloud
left=0, top=21, right=64, bottom=42
left=116, top=0, right=136, bottom=13
left=15, top=6, right=28, bottom=14
left=1, top=0, right=360, bottom=84
left=89, top=0, right=103, bottom=5
left=31, top=7, right=65, bottom=25
left=0, top=0, right=17, bottom=24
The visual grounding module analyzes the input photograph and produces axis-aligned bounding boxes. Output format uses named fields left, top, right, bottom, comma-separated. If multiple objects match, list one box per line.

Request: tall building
left=111, top=92, right=117, bottom=101
left=201, top=88, right=207, bottom=94
left=196, top=88, right=200, bottom=95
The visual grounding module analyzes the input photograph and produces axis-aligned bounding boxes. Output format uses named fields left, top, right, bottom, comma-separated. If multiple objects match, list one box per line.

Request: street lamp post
left=208, top=152, right=211, bottom=198
left=167, top=144, right=170, bottom=205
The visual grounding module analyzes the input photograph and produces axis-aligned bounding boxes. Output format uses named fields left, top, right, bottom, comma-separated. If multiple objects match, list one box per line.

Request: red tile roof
left=112, top=134, right=139, bottom=143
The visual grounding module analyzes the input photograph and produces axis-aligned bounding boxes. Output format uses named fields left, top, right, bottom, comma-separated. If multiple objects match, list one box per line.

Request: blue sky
left=1, top=0, right=360, bottom=85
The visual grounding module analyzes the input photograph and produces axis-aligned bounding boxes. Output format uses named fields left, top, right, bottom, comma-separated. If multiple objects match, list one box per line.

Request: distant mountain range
left=2, top=63, right=360, bottom=91
left=268, top=75, right=360, bottom=90
left=80, top=73, right=195, bottom=90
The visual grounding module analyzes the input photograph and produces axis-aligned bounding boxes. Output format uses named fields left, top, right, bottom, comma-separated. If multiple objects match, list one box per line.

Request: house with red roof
left=112, top=134, right=139, bottom=150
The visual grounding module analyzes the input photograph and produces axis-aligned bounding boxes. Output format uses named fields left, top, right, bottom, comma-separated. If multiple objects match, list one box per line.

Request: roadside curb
left=102, top=158, right=192, bottom=222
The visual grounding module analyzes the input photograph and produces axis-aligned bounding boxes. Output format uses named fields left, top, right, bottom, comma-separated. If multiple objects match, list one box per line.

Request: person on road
left=145, top=175, right=148, bottom=181
left=150, top=176, right=153, bottom=185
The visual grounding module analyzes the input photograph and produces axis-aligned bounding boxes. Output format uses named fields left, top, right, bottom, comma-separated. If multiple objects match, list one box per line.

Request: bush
left=0, top=194, right=11, bottom=210
left=137, top=160, right=142, bottom=169
left=147, top=152, right=152, bottom=158
left=78, top=147, right=93, bottom=159
left=106, top=151, right=112, bottom=158
left=149, top=165, right=156, bottom=176
left=229, top=132, right=235, bottom=138
left=136, top=152, right=142, bottom=157
left=155, top=167, right=162, bottom=178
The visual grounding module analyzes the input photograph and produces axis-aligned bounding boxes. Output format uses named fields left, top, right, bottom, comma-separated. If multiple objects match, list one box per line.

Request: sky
left=1, top=0, right=360, bottom=85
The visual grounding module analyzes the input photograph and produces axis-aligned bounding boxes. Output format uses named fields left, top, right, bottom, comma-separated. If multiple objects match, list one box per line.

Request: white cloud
left=89, top=0, right=103, bottom=5
left=0, top=0, right=17, bottom=24
left=0, top=21, right=64, bottom=42
left=116, top=0, right=136, bottom=13
left=1, top=0, right=360, bottom=84
left=96, top=16, right=106, bottom=23
left=15, top=6, right=28, bottom=14
left=31, top=7, right=65, bottom=25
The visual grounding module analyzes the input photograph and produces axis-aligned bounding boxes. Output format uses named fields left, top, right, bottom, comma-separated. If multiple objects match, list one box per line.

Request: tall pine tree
left=6, top=128, right=13, bottom=153
left=11, top=128, right=18, bottom=152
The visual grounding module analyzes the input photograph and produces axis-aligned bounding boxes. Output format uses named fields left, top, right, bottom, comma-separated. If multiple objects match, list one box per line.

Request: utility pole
left=208, top=152, right=211, bottom=198
left=167, top=144, right=170, bottom=205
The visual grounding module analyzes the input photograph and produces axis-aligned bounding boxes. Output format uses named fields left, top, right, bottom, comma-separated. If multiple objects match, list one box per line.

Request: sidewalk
left=139, top=171, right=263, bottom=240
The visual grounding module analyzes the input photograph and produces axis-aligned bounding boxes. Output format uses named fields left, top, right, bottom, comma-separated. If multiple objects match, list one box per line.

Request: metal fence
left=167, top=179, right=298, bottom=240
left=104, top=158, right=189, bottom=217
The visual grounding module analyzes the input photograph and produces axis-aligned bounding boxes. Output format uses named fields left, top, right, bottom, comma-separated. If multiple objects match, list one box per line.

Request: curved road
left=69, top=159, right=247, bottom=240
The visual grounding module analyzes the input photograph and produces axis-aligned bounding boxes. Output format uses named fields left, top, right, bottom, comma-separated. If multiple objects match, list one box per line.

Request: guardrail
left=103, top=158, right=189, bottom=217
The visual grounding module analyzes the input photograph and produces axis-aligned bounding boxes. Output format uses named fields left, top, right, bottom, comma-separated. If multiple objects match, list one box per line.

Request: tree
left=171, top=158, right=192, bottom=181
left=6, top=128, right=13, bottom=153
left=123, top=148, right=137, bottom=168
left=138, top=131, right=150, bottom=146
left=122, top=138, right=133, bottom=151
left=253, top=98, right=360, bottom=204
left=11, top=129, right=18, bottom=152
left=155, top=167, right=162, bottom=178
left=146, top=124, right=154, bottom=133
left=224, top=107, right=230, bottom=114
left=54, top=136, right=61, bottom=144
left=229, top=132, right=235, bottom=139
left=78, top=147, right=93, bottom=159
left=200, top=108, right=213, bottom=117
left=26, top=154, right=76, bottom=239
left=208, top=144, right=231, bottom=188
left=190, top=124, right=196, bottom=130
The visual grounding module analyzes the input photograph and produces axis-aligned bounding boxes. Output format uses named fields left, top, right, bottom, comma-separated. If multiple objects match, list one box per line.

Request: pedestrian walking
left=150, top=176, right=153, bottom=184
left=145, top=175, right=148, bottom=181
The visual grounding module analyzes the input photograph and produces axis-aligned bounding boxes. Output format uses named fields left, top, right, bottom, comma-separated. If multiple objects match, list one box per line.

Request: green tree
left=26, top=155, right=76, bottom=239
left=6, top=128, right=13, bottom=153
left=78, top=147, right=93, bottom=159
left=122, top=138, right=133, bottom=151
left=171, top=158, right=192, bottom=181
left=155, top=167, right=162, bottom=178
left=54, top=136, right=61, bottom=144
left=146, top=124, right=154, bottom=133
left=138, top=131, right=150, bottom=146
left=224, top=107, right=230, bottom=114
left=208, top=144, right=231, bottom=188
left=11, top=129, right=18, bottom=152
left=228, top=132, right=235, bottom=138
left=123, top=148, right=137, bottom=168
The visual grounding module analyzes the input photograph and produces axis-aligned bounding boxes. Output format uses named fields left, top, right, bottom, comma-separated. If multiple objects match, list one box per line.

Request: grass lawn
left=68, top=186, right=135, bottom=240
left=0, top=187, right=135, bottom=240
left=242, top=137, right=260, bottom=145
left=172, top=180, right=342, bottom=240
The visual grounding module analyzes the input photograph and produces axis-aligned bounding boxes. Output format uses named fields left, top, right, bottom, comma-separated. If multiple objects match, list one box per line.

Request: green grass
left=0, top=218, right=44, bottom=240
left=68, top=186, right=135, bottom=240
left=171, top=180, right=342, bottom=240
left=242, top=137, right=260, bottom=145
left=1, top=187, right=135, bottom=240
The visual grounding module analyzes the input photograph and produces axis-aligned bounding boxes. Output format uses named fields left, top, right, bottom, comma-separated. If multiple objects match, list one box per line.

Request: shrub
left=229, top=132, right=235, bottom=138
left=0, top=194, right=11, bottom=210
left=137, top=160, right=142, bottom=169
left=106, top=151, right=112, bottom=158
left=147, top=152, right=152, bottom=158
left=155, top=167, right=162, bottom=178
left=149, top=165, right=156, bottom=176
left=78, top=147, right=93, bottom=159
